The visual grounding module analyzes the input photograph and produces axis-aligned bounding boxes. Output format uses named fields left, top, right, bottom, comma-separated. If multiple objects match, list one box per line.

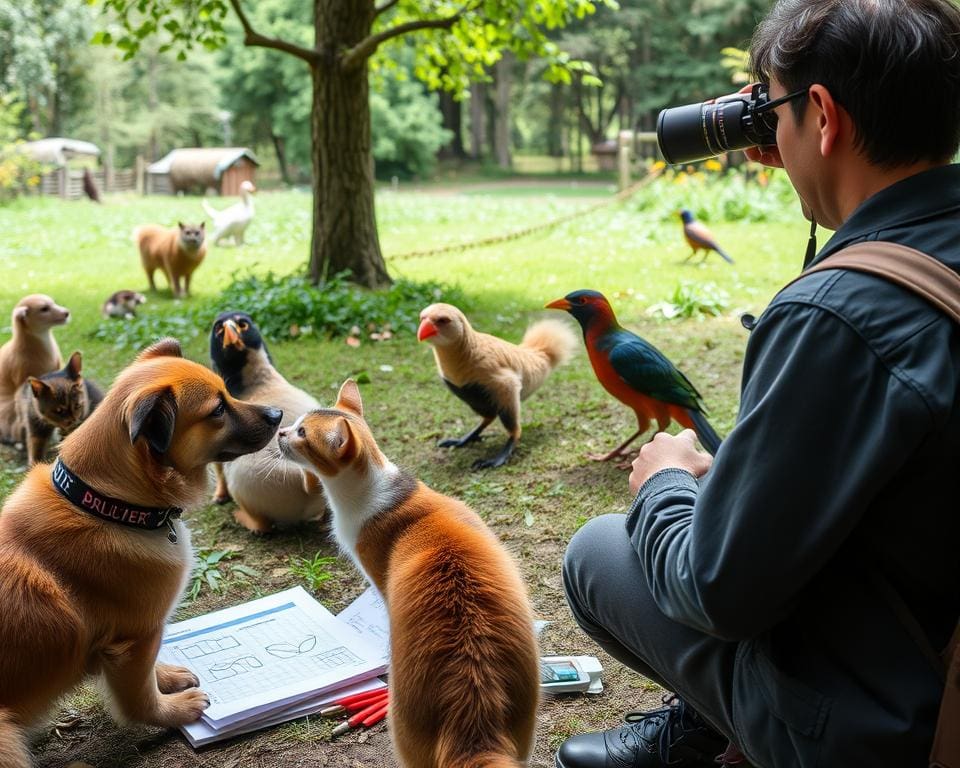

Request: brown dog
left=0, top=294, right=70, bottom=443
left=0, top=338, right=282, bottom=767
left=135, top=222, right=207, bottom=298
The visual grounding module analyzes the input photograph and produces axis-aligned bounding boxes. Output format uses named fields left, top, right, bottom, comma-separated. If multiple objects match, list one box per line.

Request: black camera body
left=656, top=84, right=779, bottom=165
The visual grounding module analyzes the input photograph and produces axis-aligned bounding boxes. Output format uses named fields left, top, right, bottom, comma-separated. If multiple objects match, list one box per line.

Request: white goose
left=202, top=179, right=256, bottom=246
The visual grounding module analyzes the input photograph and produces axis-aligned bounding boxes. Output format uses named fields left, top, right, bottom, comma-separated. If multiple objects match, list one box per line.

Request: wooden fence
left=40, top=165, right=142, bottom=200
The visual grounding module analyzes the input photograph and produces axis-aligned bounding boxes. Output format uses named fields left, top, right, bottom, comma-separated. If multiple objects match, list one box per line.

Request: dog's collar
left=51, top=458, right=182, bottom=543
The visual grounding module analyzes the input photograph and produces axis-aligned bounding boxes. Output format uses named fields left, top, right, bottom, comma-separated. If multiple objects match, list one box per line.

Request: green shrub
left=0, top=142, right=43, bottom=205
left=631, top=164, right=798, bottom=225
left=89, top=270, right=466, bottom=350
left=647, top=281, right=729, bottom=321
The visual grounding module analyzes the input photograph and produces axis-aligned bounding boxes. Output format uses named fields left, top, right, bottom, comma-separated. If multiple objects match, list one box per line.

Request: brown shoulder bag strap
left=786, top=240, right=960, bottom=768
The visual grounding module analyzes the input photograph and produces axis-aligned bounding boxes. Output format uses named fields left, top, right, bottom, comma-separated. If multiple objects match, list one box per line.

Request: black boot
left=555, top=695, right=730, bottom=768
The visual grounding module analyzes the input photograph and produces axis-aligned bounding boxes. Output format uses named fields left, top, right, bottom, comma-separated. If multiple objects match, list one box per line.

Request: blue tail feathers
left=689, top=410, right=722, bottom=455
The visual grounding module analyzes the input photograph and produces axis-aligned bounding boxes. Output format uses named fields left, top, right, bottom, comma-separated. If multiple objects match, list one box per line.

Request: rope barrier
left=385, top=167, right=664, bottom=262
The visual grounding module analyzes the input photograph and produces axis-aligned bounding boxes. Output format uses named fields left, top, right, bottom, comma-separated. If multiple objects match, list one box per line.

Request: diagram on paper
left=208, top=655, right=263, bottom=681
left=266, top=635, right=317, bottom=658
left=159, top=603, right=371, bottom=706
left=312, top=646, right=363, bottom=670
left=181, top=636, right=240, bottom=659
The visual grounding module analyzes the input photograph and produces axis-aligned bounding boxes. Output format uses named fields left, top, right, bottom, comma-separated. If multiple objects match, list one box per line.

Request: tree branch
left=341, top=13, right=462, bottom=71
left=374, top=0, right=400, bottom=18
left=228, top=0, right=319, bottom=65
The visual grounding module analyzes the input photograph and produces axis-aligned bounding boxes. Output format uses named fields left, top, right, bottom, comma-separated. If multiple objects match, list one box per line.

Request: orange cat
left=278, top=380, right=539, bottom=768
left=134, top=222, right=206, bottom=298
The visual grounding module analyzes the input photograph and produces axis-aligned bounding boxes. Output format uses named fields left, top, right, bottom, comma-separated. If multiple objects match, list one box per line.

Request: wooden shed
left=146, top=147, right=259, bottom=195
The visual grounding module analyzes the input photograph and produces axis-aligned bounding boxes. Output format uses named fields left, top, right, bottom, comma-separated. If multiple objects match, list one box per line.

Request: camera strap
left=803, top=217, right=818, bottom=267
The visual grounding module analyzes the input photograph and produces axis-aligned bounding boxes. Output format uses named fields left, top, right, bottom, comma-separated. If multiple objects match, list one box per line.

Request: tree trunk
left=437, top=90, right=466, bottom=159
left=493, top=52, right=513, bottom=169
left=469, top=81, right=487, bottom=160
left=548, top=83, right=564, bottom=157
left=309, top=1, right=389, bottom=288
left=271, top=132, right=292, bottom=186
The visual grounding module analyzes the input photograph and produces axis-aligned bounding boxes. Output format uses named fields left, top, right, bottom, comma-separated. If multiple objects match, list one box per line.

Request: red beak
left=545, top=298, right=572, bottom=311
left=417, top=318, right=438, bottom=341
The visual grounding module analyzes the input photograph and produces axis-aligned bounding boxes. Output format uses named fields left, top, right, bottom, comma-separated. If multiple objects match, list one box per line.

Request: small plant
left=89, top=270, right=466, bottom=350
left=288, top=552, right=338, bottom=592
left=647, top=281, right=729, bottom=321
left=188, top=549, right=260, bottom=601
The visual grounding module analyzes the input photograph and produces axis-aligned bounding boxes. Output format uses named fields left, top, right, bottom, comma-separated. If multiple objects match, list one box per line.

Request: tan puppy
left=279, top=381, right=540, bottom=768
left=0, top=294, right=70, bottom=443
left=0, top=338, right=282, bottom=768
left=135, top=222, right=207, bottom=298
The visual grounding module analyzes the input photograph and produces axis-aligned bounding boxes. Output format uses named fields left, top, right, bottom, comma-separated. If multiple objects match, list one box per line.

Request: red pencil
left=321, top=689, right=388, bottom=717
left=331, top=697, right=390, bottom=737
left=334, top=688, right=389, bottom=708
left=361, top=702, right=388, bottom=728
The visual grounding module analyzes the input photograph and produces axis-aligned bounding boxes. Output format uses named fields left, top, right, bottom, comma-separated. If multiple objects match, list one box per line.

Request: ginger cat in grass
left=134, top=222, right=206, bottom=298
left=278, top=380, right=539, bottom=768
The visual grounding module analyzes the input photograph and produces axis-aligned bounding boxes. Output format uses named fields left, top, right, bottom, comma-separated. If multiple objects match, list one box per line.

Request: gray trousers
left=562, top=514, right=740, bottom=742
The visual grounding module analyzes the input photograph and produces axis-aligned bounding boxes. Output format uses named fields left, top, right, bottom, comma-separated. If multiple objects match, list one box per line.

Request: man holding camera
left=556, top=1, right=960, bottom=767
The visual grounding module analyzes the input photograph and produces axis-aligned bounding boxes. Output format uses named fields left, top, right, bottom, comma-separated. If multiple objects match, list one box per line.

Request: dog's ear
left=178, top=221, right=185, bottom=230
left=335, top=379, right=363, bottom=418
left=66, top=351, right=82, bottom=379
left=199, top=221, right=205, bottom=229
left=137, top=338, right=182, bottom=362
left=13, top=305, right=28, bottom=323
left=129, top=387, right=178, bottom=455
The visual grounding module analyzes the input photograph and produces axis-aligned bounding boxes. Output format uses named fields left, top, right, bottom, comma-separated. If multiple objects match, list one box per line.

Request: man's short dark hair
left=750, top=0, right=960, bottom=167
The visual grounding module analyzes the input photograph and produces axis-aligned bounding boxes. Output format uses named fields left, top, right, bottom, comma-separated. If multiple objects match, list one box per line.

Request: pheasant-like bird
left=546, top=290, right=721, bottom=460
left=418, top=303, right=577, bottom=469
left=680, top=208, right=734, bottom=264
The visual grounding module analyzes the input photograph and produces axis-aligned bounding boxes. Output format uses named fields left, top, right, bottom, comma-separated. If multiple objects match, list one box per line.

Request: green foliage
left=0, top=0, right=93, bottom=138
left=371, top=48, right=452, bottom=179
left=631, top=164, right=798, bottom=224
left=0, top=94, right=44, bottom=202
left=287, top=552, right=337, bottom=592
left=647, top=280, right=729, bottom=321
left=88, top=270, right=466, bottom=350
left=187, top=548, right=259, bottom=600
left=215, top=271, right=465, bottom=341
left=66, top=44, right=223, bottom=168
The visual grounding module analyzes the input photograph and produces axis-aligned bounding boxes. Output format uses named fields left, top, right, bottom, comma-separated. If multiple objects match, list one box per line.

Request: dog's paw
left=157, top=687, right=209, bottom=726
left=156, top=663, right=199, bottom=693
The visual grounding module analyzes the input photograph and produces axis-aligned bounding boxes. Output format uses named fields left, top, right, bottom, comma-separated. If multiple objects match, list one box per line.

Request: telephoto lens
left=656, top=86, right=777, bottom=165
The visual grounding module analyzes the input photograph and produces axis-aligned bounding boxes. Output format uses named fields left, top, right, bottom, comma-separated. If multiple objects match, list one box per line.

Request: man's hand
left=629, top=430, right=713, bottom=496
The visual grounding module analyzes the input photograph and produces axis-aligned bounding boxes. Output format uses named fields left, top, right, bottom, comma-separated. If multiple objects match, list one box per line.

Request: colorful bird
left=546, top=290, right=721, bottom=460
left=680, top=208, right=733, bottom=264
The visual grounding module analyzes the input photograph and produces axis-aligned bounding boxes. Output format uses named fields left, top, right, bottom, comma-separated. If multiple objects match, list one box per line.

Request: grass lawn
left=0, top=178, right=810, bottom=767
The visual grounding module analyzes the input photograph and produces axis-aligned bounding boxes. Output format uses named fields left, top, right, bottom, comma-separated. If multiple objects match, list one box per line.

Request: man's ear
left=333, top=417, right=358, bottom=461
left=137, top=337, right=183, bottom=362
left=129, top=387, right=178, bottom=455
left=29, top=377, right=49, bottom=399
left=809, top=84, right=840, bottom=158
left=335, top=379, right=363, bottom=418
left=65, top=351, right=82, bottom=379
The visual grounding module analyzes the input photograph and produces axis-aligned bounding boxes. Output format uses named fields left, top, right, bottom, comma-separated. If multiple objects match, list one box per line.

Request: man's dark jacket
left=628, top=164, right=960, bottom=767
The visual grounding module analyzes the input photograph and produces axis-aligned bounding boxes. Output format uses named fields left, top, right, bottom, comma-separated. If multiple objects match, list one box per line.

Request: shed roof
left=21, top=138, right=101, bottom=165
left=147, top=147, right=259, bottom=180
